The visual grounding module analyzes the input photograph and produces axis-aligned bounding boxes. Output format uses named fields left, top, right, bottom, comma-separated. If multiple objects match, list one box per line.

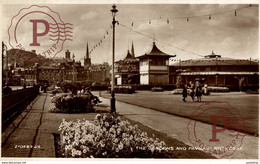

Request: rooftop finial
left=153, top=34, right=155, bottom=45
left=131, top=41, right=135, bottom=58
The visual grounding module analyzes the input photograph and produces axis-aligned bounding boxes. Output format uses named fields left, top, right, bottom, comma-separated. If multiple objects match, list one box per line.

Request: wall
left=140, top=74, right=149, bottom=85
left=149, top=75, right=168, bottom=85
left=140, top=60, right=149, bottom=73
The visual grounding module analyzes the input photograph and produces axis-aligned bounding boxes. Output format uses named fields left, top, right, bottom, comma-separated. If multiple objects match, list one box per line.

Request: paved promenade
left=2, top=93, right=98, bottom=157
left=1, top=92, right=258, bottom=159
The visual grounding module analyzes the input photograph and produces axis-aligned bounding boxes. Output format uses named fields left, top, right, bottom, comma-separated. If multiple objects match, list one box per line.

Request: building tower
left=131, top=41, right=135, bottom=58
left=65, top=50, right=70, bottom=60
left=84, top=43, right=91, bottom=67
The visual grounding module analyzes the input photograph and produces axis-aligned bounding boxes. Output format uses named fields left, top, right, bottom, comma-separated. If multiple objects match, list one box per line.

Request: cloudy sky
left=2, top=3, right=259, bottom=65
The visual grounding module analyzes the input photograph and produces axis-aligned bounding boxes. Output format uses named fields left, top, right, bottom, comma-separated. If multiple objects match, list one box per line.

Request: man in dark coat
left=182, top=84, right=188, bottom=102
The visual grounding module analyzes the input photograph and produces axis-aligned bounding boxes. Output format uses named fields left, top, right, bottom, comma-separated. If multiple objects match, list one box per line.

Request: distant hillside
left=6, top=49, right=55, bottom=67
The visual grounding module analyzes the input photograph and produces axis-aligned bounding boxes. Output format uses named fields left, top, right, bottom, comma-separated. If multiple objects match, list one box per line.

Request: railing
left=2, top=86, right=39, bottom=131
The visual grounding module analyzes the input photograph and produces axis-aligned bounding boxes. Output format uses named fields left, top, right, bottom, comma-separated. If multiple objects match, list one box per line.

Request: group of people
left=182, top=81, right=204, bottom=102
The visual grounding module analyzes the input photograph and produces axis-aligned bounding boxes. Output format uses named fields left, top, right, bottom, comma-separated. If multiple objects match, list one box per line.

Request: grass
left=101, top=91, right=259, bottom=135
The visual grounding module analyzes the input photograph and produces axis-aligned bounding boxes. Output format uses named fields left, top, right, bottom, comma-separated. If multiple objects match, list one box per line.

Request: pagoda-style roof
left=125, top=50, right=134, bottom=60
left=116, top=50, right=139, bottom=64
left=137, top=42, right=176, bottom=59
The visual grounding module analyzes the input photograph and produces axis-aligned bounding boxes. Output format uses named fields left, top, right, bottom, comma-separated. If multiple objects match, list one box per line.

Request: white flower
left=113, top=138, right=118, bottom=143
left=77, top=150, right=82, bottom=156
left=109, top=128, right=116, bottom=134
left=100, top=141, right=105, bottom=147
left=149, top=145, right=155, bottom=153
left=72, top=148, right=76, bottom=154
left=95, top=114, right=102, bottom=120
left=118, top=142, right=124, bottom=150
left=102, top=151, right=107, bottom=156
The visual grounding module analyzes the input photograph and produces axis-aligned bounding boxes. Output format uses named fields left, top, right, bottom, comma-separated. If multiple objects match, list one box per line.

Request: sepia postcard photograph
left=0, top=0, right=259, bottom=163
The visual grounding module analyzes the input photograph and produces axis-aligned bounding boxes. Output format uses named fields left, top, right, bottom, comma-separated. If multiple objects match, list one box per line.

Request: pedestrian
left=43, top=83, right=47, bottom=93
left=71, top=87, right=77, bottom=95
left=182, top=84, right=188, bottom=102
left=189, top=81, right=195, bottom=101
left=195, top=81, right=202, bottom=102
left=204, top=83, right=209, bottom=95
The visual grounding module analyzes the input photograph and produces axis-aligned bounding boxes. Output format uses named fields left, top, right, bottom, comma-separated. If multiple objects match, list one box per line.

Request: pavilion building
left=170, top=51, right=259, bottom=90
left=115, top=42, right=139, bottom=85
left=137, top=42, right=176, bottom=85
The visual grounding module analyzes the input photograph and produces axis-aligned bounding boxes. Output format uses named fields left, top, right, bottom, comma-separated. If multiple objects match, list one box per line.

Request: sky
left=2, top=3, right=259, bottom=65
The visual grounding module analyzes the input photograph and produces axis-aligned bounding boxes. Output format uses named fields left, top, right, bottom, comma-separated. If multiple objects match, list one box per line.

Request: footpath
left=2, top=93, right=98, bottom=157
left=1, top=92, right=258, bottom=159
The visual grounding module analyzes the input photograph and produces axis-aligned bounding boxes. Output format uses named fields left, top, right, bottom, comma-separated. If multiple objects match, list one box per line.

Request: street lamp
left=110, top=4, right=118, bottom=113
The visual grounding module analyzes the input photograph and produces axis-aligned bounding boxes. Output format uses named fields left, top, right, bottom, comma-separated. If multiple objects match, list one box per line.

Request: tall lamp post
left=110, top=4, right=118, bottom=113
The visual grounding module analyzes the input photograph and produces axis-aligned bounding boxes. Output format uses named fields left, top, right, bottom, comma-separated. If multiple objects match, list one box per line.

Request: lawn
left=101, top=91, right=259, bottom=135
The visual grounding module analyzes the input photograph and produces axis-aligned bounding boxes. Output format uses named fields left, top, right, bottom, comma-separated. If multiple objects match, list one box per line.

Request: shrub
left=246, top=89, right=259, bottom=94
left=135, top=85, right=176, bottom=91
left=108, top=86, right=135, bottom=94
left=91, top=85, right=109, bottom=91
left=50, top=94, right=94, bottom=113
left=58, top=114, right=169, bottom=158
left=151, top=87, right=164, bottom=92
left=51, top=88, right=62, bottom=95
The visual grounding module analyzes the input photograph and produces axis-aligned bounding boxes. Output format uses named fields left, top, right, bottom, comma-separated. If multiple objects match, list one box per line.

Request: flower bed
left=206, top=86, right=229, bottom=92
left=58, top=114, right=169, bottom=158
left=49, top=93, right=95, bottom=113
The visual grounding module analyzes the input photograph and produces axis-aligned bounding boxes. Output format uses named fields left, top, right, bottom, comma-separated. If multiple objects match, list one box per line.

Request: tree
left=176, top=75, right=182, bottom=89
left=234, top=76, right=245, bottom=92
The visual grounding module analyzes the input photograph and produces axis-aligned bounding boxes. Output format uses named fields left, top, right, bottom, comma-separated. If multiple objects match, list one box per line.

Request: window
left=151, top=59, right=166, bottom=65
